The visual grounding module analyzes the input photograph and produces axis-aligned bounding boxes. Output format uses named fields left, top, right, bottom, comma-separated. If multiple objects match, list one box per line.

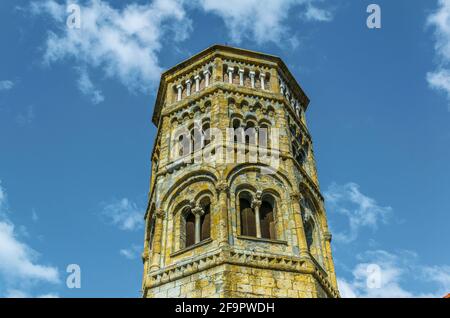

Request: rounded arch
left=161, top=169, right=220, bottom=210
left=226, top=163, right=294, bottom=193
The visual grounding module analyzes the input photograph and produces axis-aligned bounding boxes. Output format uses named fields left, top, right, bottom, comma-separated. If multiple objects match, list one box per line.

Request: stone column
left=185, top=79, right=191, bottom=97
left=270, top=68, right=279, bottom=92
left=176, top=84, right=183, bottom=101
left=203, top=69, right=211, bottom=87
left=260, top=73, right=266, bottom=90
left=216, top=182, right=229, bottom=247
left=227, top=67, right=234, bottom=84
left=279, top=78, right=285, bottom=94
left=239, top=69, right=245, bottom=86
left=149, top=209, right=165, bottom=271
left=252, top=193, right=262, bottom=238
left=324, top=231, right=338, bottom=289
left=192, top=206, right=204, bottom=244
left=194, top=75, right=201, bottom=92
left=249, top=71, right=255, bottom=88
left=290, top=192, right=310, bottom=258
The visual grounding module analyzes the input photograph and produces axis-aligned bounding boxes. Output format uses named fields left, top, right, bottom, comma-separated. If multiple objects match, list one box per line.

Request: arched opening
left=190, top=126, right=203, bottom=153
left=260, top=197, right=275, bottom=240
left=148, top=217, right=155, bottom=250
left=259, top=123, right=270, bottom=149
left=199, top=197, right=211, bottom=241
left=184, top=210, right=196, bottom=248
left=304, top=220, right=314, bottom=252
left=202, top=121, right=211, bottom=147
left=239, top=192, right=256, bottom=237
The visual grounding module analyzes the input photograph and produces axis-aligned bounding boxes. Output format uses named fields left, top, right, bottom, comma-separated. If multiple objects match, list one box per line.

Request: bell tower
left=142, top=45, right=339, bottom=298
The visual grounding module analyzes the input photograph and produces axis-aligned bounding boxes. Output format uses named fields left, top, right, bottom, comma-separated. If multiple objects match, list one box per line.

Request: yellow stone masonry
left=142, top=45, right=339, bottom=298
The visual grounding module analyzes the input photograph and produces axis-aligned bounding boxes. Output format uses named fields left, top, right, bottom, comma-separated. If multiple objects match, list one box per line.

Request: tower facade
left=142, top=45, right=339, bottom=298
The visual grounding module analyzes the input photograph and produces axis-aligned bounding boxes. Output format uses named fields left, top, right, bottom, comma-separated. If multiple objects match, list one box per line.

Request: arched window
left=199, top=197, right=211, bottom=241
left=178, top=133, right=190, bottom=157
left=259, top=123, right=270, bottom=149
left=185, top=210, right=196, bottom=248
left=148, top=217, right=155, bottom=250
left=202, top=121, right=211, bottom=147
left=260, top=196, right=276, bottom=240
left=190, top=126, right=202, bottom=153
left=304, top=219, right=314, bottom=251
left=240, top=192, right=256, bottom=237
left=302, top=199, right=325, bottom=266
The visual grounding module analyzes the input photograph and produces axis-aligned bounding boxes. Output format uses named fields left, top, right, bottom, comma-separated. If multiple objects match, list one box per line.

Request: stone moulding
left=145, top=246, right=339, bottom=298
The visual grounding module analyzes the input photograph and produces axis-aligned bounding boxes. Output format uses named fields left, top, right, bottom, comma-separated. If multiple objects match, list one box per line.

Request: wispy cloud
left=100, top=198, right=143, bottom=231
left=302, top=3, right=333, bottom=22
left=324, top=182, right=392, bottom=243
left=427, top=0, right=450, bottom=109
left=16, top=105, right=35, bottom=126
left=76, top=68, right=104, bottom=105
left=119, top=244, right=142, bottom=260
left=338, top=250, right=449, bottom=298
left=0, top=181, right=60, bottom=297
left=197, top=0, right=333, bottom=45
left=5, top=289, right=59, bottom=298
left=0, top=80, right=14, bottom=91
left=30, top=0, right=192, bottom=94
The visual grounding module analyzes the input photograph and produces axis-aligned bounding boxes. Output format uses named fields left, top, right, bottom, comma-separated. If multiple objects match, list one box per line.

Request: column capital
left=324, top=231, right=332, bottom=242
left=239, top=68, right=245, bottom=74
left=191, top=206, right=204, bottom=217
left=290, top=191, right=303, bottom=201
left=227, top=67, right=235, bottom=73
left=176, top=83, right=183, bottom=89
left=251, top=199, right=262, bottom=209
left=249, top=70, right=256, bottom=77
left=194, top=74, right=201, bottom=80
left=259, top=72, right=266, bottom=78
left=216, top=182, right=229, bottom=194
left=185, top=79, right=191, bottom=85
left=203, top=69, right=211, bottom=75
left=155, top=208, right=166, bottom=220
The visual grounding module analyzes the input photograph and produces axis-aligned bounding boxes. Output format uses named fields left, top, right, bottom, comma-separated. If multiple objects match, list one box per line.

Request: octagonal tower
left=142, top=45, right=339, bottom=298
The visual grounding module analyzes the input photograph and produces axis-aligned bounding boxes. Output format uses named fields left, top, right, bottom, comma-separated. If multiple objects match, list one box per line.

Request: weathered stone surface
left=142, top=45, right=339, bottom=298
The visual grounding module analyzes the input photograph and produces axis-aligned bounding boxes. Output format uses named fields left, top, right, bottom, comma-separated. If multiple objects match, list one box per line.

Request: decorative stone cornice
left=144, top=246, right=339, bottom=298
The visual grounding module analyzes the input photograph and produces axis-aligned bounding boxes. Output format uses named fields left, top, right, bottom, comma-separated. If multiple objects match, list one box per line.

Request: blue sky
left=0, top=0, right=449, bottom=298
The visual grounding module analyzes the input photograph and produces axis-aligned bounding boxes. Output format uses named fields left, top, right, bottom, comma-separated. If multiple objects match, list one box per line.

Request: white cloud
left=302, top=4, right=333, bottom=22
left=0, top=221, right=60, bottom=284
left=427, top=0, right=450, bottom=107
left=101, top=198, right=143, bottom=231
left=5, top=289, right=59, bottom=298
left=119, top=244, right=142, bottom=260
left=324, top=182, right=392, bottom=243
left=31, top=0, right=192, bottom=93
left=0, top=182, right=60, bottom=292
left=197, top=0, right=332, bottom=45
left=338, top=250, right=449, bottom=298
left=76, top=68, right=104, bottom=104
left=0, top=80, right=14, bottom=91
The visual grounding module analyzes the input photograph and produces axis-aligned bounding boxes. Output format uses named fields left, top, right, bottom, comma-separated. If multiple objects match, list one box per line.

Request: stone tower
left=142, top=45, right=339, bottom=298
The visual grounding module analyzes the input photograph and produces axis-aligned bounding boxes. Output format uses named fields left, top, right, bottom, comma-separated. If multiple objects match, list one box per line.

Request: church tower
left=142, top=45, right=339, bottom=298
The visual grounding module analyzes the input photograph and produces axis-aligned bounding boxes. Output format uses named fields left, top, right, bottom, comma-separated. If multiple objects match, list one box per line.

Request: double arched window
left=238, top=191, right=276, bottom=240
left=172, top=117, right=211, bottom=160
left=181, top=196, right=211, bottom=249
left=301, top=198, right=325, bottom=266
